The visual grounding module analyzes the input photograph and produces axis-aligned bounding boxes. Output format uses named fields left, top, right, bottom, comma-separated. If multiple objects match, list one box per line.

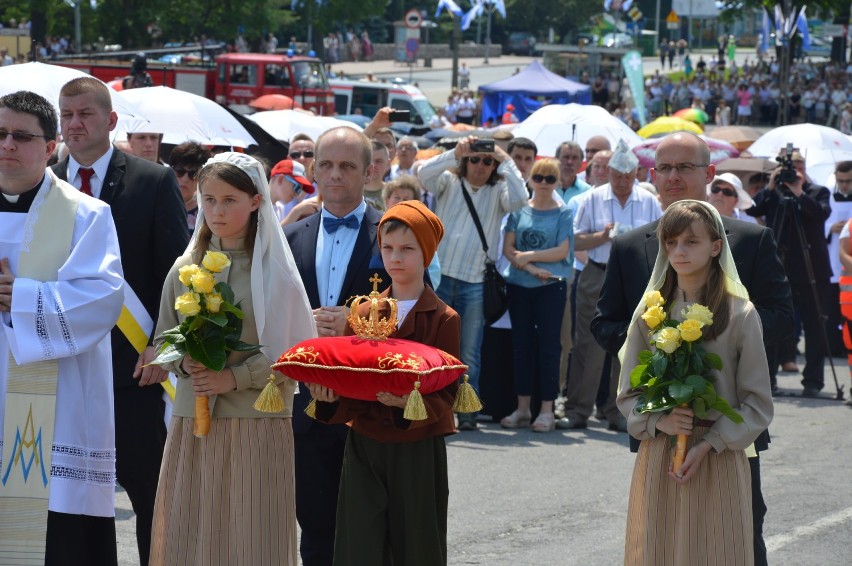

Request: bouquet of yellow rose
left=629, top=291, right=743, bottom=472
left=151, top=251, right=260, bottom=436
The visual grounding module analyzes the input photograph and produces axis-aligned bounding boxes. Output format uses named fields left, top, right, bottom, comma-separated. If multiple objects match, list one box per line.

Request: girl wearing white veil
left=616, top=200, right=773, bottom=566
left=150, top=152, right=316, bottom=565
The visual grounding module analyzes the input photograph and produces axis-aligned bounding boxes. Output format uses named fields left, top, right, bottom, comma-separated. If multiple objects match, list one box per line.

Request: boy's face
left=381, top=225, right=425, bottom=285
left=384, top=188, right=415, bottom=209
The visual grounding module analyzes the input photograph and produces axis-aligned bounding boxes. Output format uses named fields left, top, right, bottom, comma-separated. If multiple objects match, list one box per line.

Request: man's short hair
left=0, top=90, right=58, bottom=140
left=555, top=141, right=583, bottom=160
left=508, top=137, right=537, bottom=156
left=397, top=136, right=419, bottom=150
left=371, top=140, right=389, bottom=158
left=59, top=77, right=113, bottom=112
left=316, top=126, right=372, bottom=169
left=836, top=160, right=852, bottom=174
left=290, top=132, right=314, bottom=144
left=373, top=127, right=394, bottom=140
left=493, top=130, right=514, bottom=142
left=169, top=142, right=211, bottom=169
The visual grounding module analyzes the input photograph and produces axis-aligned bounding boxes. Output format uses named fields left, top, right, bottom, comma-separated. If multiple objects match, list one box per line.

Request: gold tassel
left=403, top=380, right=428, bottom=421
left=304, top=398, right=318, bottom=419
left=253, top=374, right=285, bottom=413
left=453, top=374, right=483, bottom=413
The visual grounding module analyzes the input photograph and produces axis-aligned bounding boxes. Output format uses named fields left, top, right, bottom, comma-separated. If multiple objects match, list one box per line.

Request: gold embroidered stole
left=0, top=174, right=79, bottom=563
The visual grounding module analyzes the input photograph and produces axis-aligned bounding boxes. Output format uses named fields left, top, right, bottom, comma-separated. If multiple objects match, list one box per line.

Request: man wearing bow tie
left=283, top=125, right=389, bottom=566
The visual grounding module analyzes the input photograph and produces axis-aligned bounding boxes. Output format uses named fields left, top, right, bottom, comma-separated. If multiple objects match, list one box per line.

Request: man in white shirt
left=557, top=141, right=662, bottom=432
left=389, top=136, right=418, bottom=179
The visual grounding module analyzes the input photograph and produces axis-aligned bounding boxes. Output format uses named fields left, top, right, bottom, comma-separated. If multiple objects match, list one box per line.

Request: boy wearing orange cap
left=308, top=200, right=459, bottom=566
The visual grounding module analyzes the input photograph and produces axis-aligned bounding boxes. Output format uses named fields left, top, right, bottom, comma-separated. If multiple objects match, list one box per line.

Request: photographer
left=122, top=53, right=153, bottom=90
left=747, top=153, right=831, bottom=396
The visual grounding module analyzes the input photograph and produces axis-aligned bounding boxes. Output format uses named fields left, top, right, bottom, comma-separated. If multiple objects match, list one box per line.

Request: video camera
left=775, top=143, right=799, bottom=192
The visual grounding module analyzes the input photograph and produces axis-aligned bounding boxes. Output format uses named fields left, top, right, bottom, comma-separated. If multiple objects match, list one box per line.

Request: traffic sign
left=628, top=6, right=643, bottom=22
left=666, top=10, right=680, bottom=24
left=404, top=9, right=422, bottom=29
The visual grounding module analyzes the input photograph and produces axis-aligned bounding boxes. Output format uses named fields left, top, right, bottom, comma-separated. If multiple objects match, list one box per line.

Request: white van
left=329, top=79, right=436, bottom=127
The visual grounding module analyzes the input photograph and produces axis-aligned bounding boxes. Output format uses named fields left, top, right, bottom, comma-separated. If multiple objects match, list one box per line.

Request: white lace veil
left=188, top=152, right=317, bottom=364
left=618, top=199, right=749, bottom=365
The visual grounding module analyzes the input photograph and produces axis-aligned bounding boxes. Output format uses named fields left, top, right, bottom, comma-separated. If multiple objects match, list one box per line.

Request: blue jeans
left=507, top=281, right=566, bottom=401
left=436, top=275, right=484, bottom=394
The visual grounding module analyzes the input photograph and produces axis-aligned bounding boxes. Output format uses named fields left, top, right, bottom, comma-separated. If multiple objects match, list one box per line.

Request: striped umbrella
left=674, top=107, right=710, bottom=125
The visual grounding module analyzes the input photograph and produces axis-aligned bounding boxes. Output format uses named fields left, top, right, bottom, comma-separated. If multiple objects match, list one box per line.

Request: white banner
left=672, top=0, right=719, bottom=18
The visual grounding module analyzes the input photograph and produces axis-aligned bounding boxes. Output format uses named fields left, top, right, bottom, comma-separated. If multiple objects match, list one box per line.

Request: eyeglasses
left=654, top=162, right=708, bottom=175
left=0, top=130, right=49, bottom=143
left=532, top=174, right=558, bottom=184
left=289, top=151, right=314, bottom=159
left=173, top=167, right=200, bottom=179
left=398, top=146, right=416, bottom=151
left=710, top=185, right=737, bottom=197
left=468, top=156, right=494, bottom=166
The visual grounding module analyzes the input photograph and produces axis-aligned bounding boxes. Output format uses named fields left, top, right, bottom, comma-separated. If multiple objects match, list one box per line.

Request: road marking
left=766, top=506, right=852, bottom=552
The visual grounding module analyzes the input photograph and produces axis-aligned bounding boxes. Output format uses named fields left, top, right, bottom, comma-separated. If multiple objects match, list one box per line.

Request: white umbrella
left=512, top=103, right=643, bottom=158
left=248, top=109, right=362, bottom=143
left=116, top=86, right=257, bottom=147
left=0, top=62, right=147, bottom=132
left=799, top=148, right=852, bottom=188
left=747, top=123, right=852, bottom=158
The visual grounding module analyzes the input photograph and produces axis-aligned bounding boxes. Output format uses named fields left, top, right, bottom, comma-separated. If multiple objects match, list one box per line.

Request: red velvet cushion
left=273, top=336, right=467, bottom=401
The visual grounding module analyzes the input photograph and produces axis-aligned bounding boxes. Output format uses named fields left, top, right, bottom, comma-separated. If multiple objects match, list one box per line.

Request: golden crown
left=347, top=273, right=398, bottom=340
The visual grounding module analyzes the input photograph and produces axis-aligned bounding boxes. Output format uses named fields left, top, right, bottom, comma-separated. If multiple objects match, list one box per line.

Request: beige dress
left=617, top=294, right=774, bottom=566
left=149, top=239, right=298, bottom=565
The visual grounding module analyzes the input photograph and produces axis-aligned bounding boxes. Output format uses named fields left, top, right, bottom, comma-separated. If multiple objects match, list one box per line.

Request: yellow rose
left=178, top=264, right=200, bottom=287
left=654, top=327, right=681, bottom=354
left=202, top=251, right=231, bottom=273
left=641, top=305, right=666, bottom=329
left=206, top=293, right=223, bottom=313
left=683, top=304, right=713, bottom=326
left=191, top=270, right=215, bottom=294
left=678, top=319, right=704, bottom=342
left=644, top=290, right=665, bottom=308
left=175, top=292, right=201, bottom=316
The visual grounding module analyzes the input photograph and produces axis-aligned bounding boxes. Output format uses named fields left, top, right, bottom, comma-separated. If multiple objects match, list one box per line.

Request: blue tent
left=477, top=60, right=591, bottom=124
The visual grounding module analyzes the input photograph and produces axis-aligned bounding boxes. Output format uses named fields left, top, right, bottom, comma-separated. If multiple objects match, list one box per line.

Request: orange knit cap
left=378, top=200, right=444, bottom=267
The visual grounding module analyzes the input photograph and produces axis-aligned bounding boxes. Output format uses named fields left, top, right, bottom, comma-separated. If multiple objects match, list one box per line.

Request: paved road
left=118, top=360, right=852, bottom=565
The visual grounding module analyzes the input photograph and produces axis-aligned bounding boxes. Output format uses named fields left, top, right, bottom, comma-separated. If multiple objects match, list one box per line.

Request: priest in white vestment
left=0, top=90, right=124, bottom=565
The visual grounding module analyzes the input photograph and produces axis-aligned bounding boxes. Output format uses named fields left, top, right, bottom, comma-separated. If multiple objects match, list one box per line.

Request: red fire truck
left=56, top=52, right=334, bottom=115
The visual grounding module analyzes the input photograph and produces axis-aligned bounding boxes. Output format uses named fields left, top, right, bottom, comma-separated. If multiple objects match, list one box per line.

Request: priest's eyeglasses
left=654, top=162, right=708, bottom=175
left=0, top=130, right=50, bottom=143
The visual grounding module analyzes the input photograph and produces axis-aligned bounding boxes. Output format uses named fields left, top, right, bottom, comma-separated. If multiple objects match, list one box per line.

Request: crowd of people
left=1, top=48, right=850, bottom=565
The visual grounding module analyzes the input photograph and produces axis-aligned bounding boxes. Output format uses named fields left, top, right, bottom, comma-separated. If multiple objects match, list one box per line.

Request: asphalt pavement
left=117, top=358, right=852, bottom=565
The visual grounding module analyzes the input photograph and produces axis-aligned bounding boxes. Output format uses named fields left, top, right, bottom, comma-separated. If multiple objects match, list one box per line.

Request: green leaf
left=185, top=331, right=227, bottom=371
left=651, top=354, right=668, bottom=379
left=693, top=397, right=707, bottom=418
left=711, top=398, right=745, bottom=424
left=668, top=382, right=694, bottom=404
left=203, top=312, right=228, bottom=327
left=149, top=343, right=185, bottom=365
left=630, top=364, right=649, bottom=388
left=704, top=352, right=723, bottom=370
left=638, top=350, right=653, bottom=364
left=219, top=301, right=245, bottom=320
left=685, top=374, right=708, bottom=395
left=187, top=316, right=205, bottom=333
left=674, top=350, right=689, bottom=377
left=216, top=281, right=235, bottom=304
left=226, top=340, right=262, bottom=353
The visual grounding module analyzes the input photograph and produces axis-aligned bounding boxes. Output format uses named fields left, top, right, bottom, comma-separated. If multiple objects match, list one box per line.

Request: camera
left=775, top=143, right=798, bottom=191
left=470, top=139, right=495, bottom=153
left=388, top=110, right=411, bottom=122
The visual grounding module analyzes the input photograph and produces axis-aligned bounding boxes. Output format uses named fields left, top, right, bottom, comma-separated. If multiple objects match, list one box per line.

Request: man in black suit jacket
left=55, top=77, right=189, bottom=565
left=591, top=132, right=793, bottom=566
left=283, top=126, right=389, bottom=566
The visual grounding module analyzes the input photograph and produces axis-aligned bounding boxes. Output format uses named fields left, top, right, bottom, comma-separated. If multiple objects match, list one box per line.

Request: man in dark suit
left=591, top=132, right=794, bottom=566
left=54, top=77, right=189, bottom=565
left=283, top=126, right=388, bottom=566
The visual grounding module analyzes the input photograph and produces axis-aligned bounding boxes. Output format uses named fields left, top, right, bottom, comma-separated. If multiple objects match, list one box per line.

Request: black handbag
left=460, top=180, right=509, bottom=325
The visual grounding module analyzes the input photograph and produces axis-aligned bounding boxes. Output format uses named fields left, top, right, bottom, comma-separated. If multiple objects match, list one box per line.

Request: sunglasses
left=532, top=174, right=558, bottom=184
left=0, top=130, right=49, bottom=143
left=468, top=156, right=494, bottom=166
left=289, top=151, right=314, bottom=159
left=173, top=167, right=200, bottom=179
left=710, top=185, right=737, bottom=197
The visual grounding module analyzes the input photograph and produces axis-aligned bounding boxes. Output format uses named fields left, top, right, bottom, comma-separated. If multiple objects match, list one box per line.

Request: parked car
left=505, top=32, right=537, bottom=55
left=600, top=32, right=634, bottom=48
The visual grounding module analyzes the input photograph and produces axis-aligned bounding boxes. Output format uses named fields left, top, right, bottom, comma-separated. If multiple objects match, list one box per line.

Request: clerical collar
left=0, top=176, right=44, bottom=213
left=834, top=192, right=852, bottom=202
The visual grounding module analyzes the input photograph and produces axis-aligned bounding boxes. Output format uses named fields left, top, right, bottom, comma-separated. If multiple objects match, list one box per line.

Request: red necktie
left=79, top=167, right=95, bottom=196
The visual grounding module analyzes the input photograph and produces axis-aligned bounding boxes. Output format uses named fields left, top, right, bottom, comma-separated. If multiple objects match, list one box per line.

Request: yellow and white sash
left=0, top=177, right=78, bottom=563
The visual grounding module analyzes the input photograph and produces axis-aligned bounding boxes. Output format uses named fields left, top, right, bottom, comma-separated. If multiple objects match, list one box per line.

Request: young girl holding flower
left=617, top=200, right=773, bottom=565
left=149, top=153, right=315, bottom=565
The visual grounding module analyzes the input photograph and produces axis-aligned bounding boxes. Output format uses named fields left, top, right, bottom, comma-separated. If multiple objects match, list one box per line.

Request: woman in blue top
left=500, top=158, right=573, bottom=432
